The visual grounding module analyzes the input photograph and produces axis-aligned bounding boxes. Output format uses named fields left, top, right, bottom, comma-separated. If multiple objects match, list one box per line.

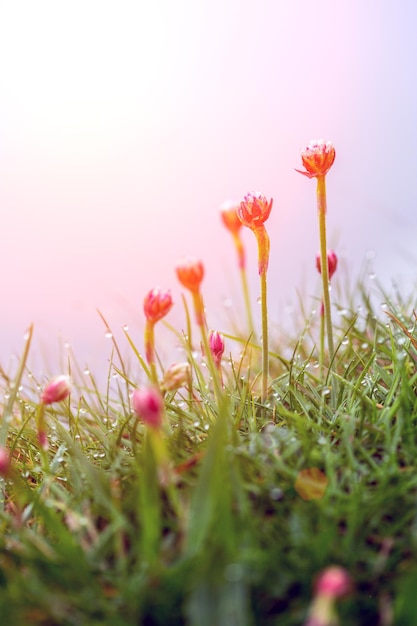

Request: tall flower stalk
left=175, top=258, right=223, bottom=403
left=297, top=140, right=336, bottom=369
left=143, top=288, right=174, bottom=385
left=316, top=250, right=338, bottom=372
left=237, top=192, right=272, bottom=406
left=220, top=202, right=256, bottom=339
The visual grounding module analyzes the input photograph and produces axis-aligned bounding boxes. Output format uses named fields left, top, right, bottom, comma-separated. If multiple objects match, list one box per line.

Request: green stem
left=260, top=269, right=269, bottom=406
left=240, top=266, right=256, bottom=340
left=317, top=176, right=335, bottom=363
left=144, top=322, right=158, bottom=385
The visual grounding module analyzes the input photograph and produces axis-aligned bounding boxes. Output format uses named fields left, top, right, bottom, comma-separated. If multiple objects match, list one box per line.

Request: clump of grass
left=2, top=144, right=417, bottom=626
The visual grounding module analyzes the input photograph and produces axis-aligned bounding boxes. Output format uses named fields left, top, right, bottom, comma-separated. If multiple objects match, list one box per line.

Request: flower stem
left=317, top=176, right=335, bottom=364
left=240, top=266, right=256, bottom=340
left=144, top=321, right=158, bottom=385
left=260, top=268, right=269, bottom=406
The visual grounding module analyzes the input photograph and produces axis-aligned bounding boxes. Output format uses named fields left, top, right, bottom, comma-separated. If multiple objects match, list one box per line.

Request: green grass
left=2, top=276, right=417, bottom=625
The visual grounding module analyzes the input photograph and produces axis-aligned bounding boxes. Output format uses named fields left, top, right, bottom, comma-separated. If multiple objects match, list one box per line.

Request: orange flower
left=220, top=202, right=243, bottom=235
left=237, top=191, right=272, bottom=229
left=296, top=139, right=335, bottom=179
left=143, top=288, right=173, bottom=324
left=176, top=258, right=204, bottom=293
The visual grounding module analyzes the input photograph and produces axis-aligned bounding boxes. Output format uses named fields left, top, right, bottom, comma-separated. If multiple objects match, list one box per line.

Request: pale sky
left=1, top=0, right=417, bottom=384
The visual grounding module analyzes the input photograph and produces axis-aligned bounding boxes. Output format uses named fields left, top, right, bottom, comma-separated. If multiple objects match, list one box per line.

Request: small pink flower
left=209, top=330, right=225, bottom=367
left=237, top=192, right=273, bottom=229
left=143, top=288, right=173, bottom=324
left=132, top=387, right=164, bottom=429
left=40, top=375, right=71, bottom=405
left=314, top=566, right=352, bottom=598
left=0, top=447, right=11, bottom=477
left=316, top=250, right=338, bottom=281
left=296, top=139, right=336, bottom=179
left=176, top=258, right=205, bottom=293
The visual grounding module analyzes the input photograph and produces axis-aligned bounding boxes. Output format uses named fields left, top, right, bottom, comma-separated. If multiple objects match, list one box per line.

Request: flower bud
left=176, top=258, right=204, bottom=293
left=132, top=387, right=164, bottom=429
left=220, top=202, right=243, bottom=235
left=315, top=566, right=352, bottom=598
left=316, top=250, right=338, bottom=281
left=237, top=191, right=273, bottom=230
left=297, top=139, right=335, bottom=179
left=40, top=375, right=71, bottom=405
left=209, top=330, right=225, bottom=366
left=161, top=362, right=192, bottom=392
left=143, top=288, right=173, bottom=324
left=0, top=447, right=11, bottom=477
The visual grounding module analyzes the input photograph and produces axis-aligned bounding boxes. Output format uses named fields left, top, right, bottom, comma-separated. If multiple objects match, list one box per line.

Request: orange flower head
left=296, top=139, right=335, bottom=179
left=220, top=201, right=242, bottom=235
left=176, top=258, right=204, bottom=293
left=143, top=287, right=173, bottom=324
left=237, top=191, right=273, bottom=230
left=316, top=250, right=338, bottom=281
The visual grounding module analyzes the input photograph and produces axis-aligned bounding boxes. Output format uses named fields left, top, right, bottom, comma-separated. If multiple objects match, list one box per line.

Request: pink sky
left=1, top=1, right=417, bottom=385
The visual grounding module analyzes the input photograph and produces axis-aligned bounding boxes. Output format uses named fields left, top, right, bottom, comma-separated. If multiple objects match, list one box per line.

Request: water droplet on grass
left=83, top=368, right=90, bottom=376
left=313, top=361, right=320, bottom=369
left=341, top=337, right=349, bottom=346
left=369, top=272, right=376, bottom=280
left=257, top=297, right=261, bottom=305
left=122, top=324, right=129, bottom=331
left=105, top=331, right=113, bottom=339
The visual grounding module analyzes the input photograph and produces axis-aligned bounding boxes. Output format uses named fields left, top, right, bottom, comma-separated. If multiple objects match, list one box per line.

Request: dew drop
left=83, top=368, right=90, bottom=376
left=380, top=302, right=388, bottom=311
left=122, top=324, right=129, bottom=331
left=257, top=297, right=262, bottom=305
left=341, top=337, right=349, bottom=346
left=193, top=420, right=201, bottom=428
left=369, top=272, right=376, bottom=281
left=105, top=331, right=113, bottom=339
left=361, top=342, right=369, bottom=349
left=312, top=361, right=320, bottom=369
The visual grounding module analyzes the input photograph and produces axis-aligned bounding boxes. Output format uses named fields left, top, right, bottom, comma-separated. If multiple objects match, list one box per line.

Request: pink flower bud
left=296, top=139, right=336, bottom=179
left=0, top=447, right=11, bottom=476
left=132, top=387, right=164, bottom=429
left=209, top=330, right=225, bottom=366
left=316, top=250, right=338, bottom=281
left=40, top=375, right=71, bottom=405
left=315, top=566, right=352, bottom=598
left=143, top=287, right=173, bottom=324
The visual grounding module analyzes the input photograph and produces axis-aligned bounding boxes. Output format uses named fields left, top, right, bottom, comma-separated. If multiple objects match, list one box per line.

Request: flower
left=220, top=202, right=243, bottom=235
left=132, top=387, right=164, bottom=429
left=305, top=566, right=352, bottom=626
left=296, top=139, right=336, bottom=179
left=161, top=362, right=192, bottom=392
left=316, top=250, right=338, bottom=281
left=0, top=447, right=11, bottom=477
left=143, top=288, right=173, bottom=324
left=40, top=375, right=71, bottom=405
left=237, top=191, right=273, bottom=229
left=176, top=258, right=205, bottom=293
left=315, top=566, right=352, bottom=598
left=294, top=467, right=328, bottom=500
left=209, top=330, right=225, bottom=367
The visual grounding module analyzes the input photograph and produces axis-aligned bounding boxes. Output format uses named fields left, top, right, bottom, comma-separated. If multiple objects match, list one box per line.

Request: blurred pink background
left=1, top=1, right=417, bottom=384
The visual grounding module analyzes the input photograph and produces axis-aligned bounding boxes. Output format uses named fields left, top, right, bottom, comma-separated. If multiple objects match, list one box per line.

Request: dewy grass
left=3, top=144, right=417, bottom=625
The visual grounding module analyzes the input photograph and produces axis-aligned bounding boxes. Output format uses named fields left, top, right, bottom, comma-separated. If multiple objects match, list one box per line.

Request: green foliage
left=1, top=279, right=417, bottom=625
